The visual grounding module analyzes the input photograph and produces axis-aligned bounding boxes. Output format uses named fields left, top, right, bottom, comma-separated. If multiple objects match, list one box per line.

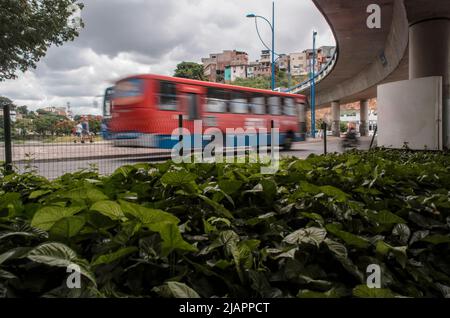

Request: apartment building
left=246, top=61, right=259, bottom=78
left=290, top=52, right=308, bottom=76
left=276, top=54, right=290, bottom=71
left=201, top=50, right=249, bottom=82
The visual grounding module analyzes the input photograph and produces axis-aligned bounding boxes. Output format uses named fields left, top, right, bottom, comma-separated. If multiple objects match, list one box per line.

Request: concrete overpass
left=297, top=0, right=450, bottom=147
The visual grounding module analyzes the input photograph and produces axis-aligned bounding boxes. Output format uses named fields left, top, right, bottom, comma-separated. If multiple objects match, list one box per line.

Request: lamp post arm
left=254, top=15, right=273, bottom=31
left=253, top=18, right=281, bottom=57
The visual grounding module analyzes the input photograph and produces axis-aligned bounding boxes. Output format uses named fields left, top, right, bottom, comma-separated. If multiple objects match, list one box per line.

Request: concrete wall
left=377, top=76, right=443, bottom=150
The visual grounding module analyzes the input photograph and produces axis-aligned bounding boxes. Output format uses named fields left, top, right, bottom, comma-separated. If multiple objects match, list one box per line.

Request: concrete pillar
left=409, top=18, right=450, bottom=149
left=298, top=103, right=307, bottom=140
left=331, top=101, right=340, bottom=137
left=359, top=100, right=369, bottom=136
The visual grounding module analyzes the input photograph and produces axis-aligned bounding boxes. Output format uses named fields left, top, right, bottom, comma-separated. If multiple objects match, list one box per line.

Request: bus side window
left=268, top=96, right=281, bottom=115
left=206, top=88, right=228, bottom=113
left=159, top=81, right=178, bottom=111
left=230, top=91, right=248, bottom=114
left=284, top=98, right=297, bottom=116
left=250, top=94, right=266, bottom=115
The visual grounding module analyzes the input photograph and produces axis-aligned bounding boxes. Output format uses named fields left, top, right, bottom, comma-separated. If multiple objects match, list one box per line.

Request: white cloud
left=0, top=0, right=335, bottom=115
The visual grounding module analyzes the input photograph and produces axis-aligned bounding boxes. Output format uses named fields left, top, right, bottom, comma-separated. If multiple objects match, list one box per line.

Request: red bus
left=109, top=74, right=307, bottom=150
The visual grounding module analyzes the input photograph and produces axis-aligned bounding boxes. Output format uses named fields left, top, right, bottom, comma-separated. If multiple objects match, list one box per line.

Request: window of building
left=159, top=81, right=178, bottom=111
left=268, top=96, right=281, bottom=115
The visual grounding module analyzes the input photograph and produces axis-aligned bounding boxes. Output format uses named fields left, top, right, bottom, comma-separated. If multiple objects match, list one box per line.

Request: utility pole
left=311, top=31, right=318, bottom=138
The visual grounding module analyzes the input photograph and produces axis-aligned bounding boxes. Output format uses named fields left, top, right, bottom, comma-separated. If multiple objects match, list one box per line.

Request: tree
left=0, top=96, right=13, bottom=107
left=14, top=118, right=34, bottom=137
left=88, top=118, right=101, bottom=135
left=0, top=0, right=84, bottom=81
left=174, top=62, right=206, bottom=81
left=16, top=106, right=29, bottom=116
left=33, top=112, right=68, bottom=136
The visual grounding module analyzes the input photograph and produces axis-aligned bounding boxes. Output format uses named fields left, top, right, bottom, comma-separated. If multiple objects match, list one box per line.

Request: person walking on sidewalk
left=81, top=117, right=93, bottom=143
left=74, top=122, right=83, bottom=143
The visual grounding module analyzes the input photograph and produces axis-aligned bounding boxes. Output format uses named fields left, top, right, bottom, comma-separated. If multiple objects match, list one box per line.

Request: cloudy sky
left=0, top=0, right=334, bottom=115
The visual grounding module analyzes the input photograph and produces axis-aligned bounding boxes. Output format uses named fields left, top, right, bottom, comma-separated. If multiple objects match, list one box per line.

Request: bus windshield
left=103, top=86, right=114, bottom=118
left=114, top=78, right=144, bottom=105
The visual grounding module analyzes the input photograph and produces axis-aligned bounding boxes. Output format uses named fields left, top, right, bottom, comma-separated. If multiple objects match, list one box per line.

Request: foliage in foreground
left=0, top=150, right=450, bottom=298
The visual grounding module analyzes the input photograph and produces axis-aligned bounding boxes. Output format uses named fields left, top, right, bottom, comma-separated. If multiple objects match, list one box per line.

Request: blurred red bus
left=109, top=74, right=307, bottom=149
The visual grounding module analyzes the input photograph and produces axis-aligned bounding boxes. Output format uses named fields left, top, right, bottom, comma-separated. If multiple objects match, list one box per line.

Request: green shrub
left=0, top=149, right=449, bottom=298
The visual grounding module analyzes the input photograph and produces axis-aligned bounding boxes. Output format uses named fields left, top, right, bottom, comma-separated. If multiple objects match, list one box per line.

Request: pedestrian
left=81, top=117, right=93, bottom=143
left=101, top=120, right=109, bottom=140
left=74, top=122, right=83, bottom=143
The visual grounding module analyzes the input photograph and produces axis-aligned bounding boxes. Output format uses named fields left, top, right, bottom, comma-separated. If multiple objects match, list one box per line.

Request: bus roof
left=116, top=74, right=307, bottom=101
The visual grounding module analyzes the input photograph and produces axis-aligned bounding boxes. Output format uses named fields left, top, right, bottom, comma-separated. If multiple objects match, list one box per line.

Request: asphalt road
left=14, top=137, right=373, bottom=179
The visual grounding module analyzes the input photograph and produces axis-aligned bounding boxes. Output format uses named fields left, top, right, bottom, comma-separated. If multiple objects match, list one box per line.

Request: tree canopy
left=0, top=0, right=84, bottom=81
left=174, top=62, right=206, bottom=81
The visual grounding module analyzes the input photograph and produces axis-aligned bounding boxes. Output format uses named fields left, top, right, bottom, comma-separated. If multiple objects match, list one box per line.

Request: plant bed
left=0, top=149, right=449, bottom=298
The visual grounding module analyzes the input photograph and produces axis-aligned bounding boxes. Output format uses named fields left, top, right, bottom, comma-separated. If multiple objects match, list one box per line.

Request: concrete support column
left=298, top=103, right=307, bottom=140
left=331, top=101, right=340, bottom=137
left=359, top=100, right=369, bottom=136
left=409, top=18, right=450, bottom=149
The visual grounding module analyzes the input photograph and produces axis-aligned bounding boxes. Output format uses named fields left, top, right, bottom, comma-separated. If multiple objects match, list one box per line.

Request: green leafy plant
left=0, top=149, right=449, bottom=298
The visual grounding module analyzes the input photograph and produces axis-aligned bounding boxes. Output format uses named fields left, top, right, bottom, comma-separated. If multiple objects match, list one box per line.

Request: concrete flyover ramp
left=303, top=0, right=410, bottom=107
left=302, top=0, right=450, bottom=143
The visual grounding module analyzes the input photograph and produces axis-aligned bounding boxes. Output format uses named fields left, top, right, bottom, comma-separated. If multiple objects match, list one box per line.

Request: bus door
left=178, top=84, right=203, bottom=120
left=178, top=84, right=205, bottom=148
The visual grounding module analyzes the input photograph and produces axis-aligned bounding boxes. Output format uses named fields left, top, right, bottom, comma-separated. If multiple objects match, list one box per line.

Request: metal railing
left=284, top=49, right=338, bottom=94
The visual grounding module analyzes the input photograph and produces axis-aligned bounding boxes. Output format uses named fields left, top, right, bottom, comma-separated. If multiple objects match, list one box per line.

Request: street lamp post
left=271, top=1, right=275, bottom=91
left=311, top=31, right=318, bottom=138
left=246, top=1, right=276, bottom=90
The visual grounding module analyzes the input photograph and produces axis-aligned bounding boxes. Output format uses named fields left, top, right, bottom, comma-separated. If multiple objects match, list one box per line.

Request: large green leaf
left=283, top=227, right=327, bottom=247
left=49, top=216, right=86, bottom=238
left=260, top=179, right=277, bottom=203
left=319, top=185, right=349, bottom=203
left=298, top=287, right=348, bottom=298
left=31, top=205, right=84, bottom=230
left=27, top=242, right=96, bottom=285
left=148, top=222, right=197, bottom=256
left=326, top=224, right=370, bottom=249
left=367, top=210, right=406, bottom=225
left=29, top=190, right=52, bottom=199
left=0, top=247, right=31, bottom=265
left=375, top=241, right=408, bottom=268
left=198, top=195, right=233, bottom=219
left=392, top=224, right=411, bottom=245
left=0, top=231, right=38, bottom=240
left=91, top=247, right=138, bottom=266
left=352, top=285, right=396, bottom=298
left=161, top=171, right=197, bottom=186
left=60, top=187, right=108, bottom=203
left=324, top=238, right=348, bottom=259
left=119, top=200, right=179, bottom=225
left=166, top=281, right=200, bottom=298
left=218, top=180, right=243, bottom=195
left=90, top=200, right=125, bottom=221
left=0, top=269, right=16, bottom=280
left=421, top=234, right=450, bottom=245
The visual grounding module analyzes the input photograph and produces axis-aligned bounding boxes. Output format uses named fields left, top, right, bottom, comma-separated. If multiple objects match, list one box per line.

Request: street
left=13, top=137, right=373, bottom=179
